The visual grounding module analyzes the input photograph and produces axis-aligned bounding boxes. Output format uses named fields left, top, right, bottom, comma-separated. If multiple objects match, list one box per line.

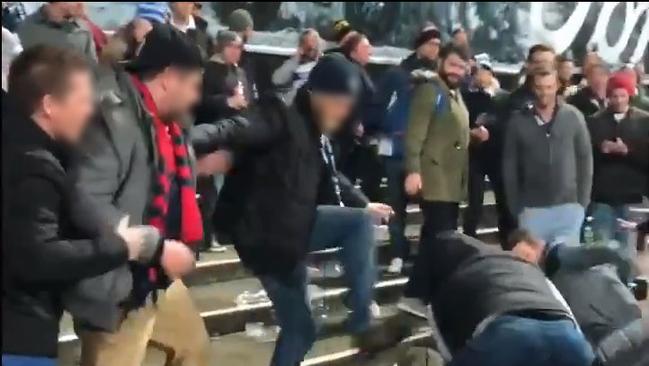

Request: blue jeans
left=384, top=157, right=409, bottom=259
left=449, top=316, right=595, bottom=366
left=519, top=203, right=585, bottom=245
left=2, top=355, right=56, bottom=366
left=590, top=203, right=633, bottom=250
left=259, top=205, right=377, bottom=366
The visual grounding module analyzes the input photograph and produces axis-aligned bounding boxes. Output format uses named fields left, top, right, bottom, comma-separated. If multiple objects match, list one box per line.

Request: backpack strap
left=429, top=79, right=449, bottom=118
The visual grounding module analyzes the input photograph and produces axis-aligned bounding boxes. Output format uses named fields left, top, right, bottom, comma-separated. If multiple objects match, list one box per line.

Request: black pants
left=341, top=143, right=383, bottom=202
left=197, top=175, right=218, bottom=250
left=405, top=200, right=459, bottom=300
left=462, top=157, right=516, bottom=246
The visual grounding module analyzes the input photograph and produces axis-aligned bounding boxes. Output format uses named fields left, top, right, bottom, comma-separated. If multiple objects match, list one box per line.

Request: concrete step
left=186, top=223, right=499, bottom=286
left=59, top=304, right=436, bottom=366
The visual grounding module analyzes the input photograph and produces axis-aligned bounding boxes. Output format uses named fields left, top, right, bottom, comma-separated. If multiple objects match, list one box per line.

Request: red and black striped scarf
left=130, top=75, right=203, bottom=246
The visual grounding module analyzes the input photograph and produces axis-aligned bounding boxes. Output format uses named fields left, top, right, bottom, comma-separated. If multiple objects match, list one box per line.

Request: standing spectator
left=508, top=44, right=557, bottom=113
left=17, top=2, right=97, bottom=62
left=451, top=24, right=470, bottom=56
left=567, top=63, right=609, bottom=117
left=2, top=26, right=22, bottom=92
left=74, top=25, right=214, bottom=366
left=587, top=71, right=649, bottom=251
left=402, top=43, right=471, bottom=316
left=195, top=31, right=250, bottom=123
left=462, top=58, right=515, bottom=246
left=134, top=2, right=169, bottom=24
left=557, top=55, right=577, bottom=98
left=620, top=66, right=649, bottom=111
left=214, top=55, right=400, bottom=366
left=169, top=2, right=211, bottom=58
left=339, top=32, right=383, bottom=201
left=272, top=28, right=321, bottom=105
left=375, top=25, right=441, bottom=274
left=504, top=67, right=593, bottom=246
left=194, top=30, right=249, bottom=252
left=227, top=9, right=257, bottom=101
left=2, top=45, right=152, bottom=366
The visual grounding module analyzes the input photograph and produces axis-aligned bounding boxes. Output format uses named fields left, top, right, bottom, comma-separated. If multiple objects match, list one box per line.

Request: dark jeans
left=2, top=356, right=56, bottom=366
left=463, top=158, right=516, bottom=245
left=384, top=157, right=409, bottom=259
left=259, top=206, right=377, bottom=366
left=405, top=201, right=459, bottom=300
left=449, top=316, right=595, bottom=366
left=197, top=175, right=218, bottom=249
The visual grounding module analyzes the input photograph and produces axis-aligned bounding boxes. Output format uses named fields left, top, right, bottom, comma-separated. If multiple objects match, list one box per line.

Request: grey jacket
left=66, top=65, right=164, bottom=331
left=503, top=102, right=593, bottom=215
left=17, top=7, right=97, bottom=62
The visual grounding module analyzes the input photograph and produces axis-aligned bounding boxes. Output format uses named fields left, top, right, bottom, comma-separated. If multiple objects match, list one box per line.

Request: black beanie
left=414, top=26, right=441, bottom=49
left=307, top=54, right=360, bottom=97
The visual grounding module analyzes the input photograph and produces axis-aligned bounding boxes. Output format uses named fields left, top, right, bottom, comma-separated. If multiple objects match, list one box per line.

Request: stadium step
left=57, top=196, right=502, bottom=365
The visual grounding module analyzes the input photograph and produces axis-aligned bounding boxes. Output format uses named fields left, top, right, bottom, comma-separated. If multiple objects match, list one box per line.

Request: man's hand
left=405, top=173, right=422, bottom=196
left=161, top=240, right=196, bottom=279
left=116, top=215, right=149, bottom=260
left=196, top=150, right=232, bottom=176
left=227, top=94, right=248, bottom=110
left=600, top=140, right=616, bottom=154
left=470, top=126, right=490, bottom=143
left=614, top=138, right=628, bottom=155
left=366, top=203, right=394, bottom=223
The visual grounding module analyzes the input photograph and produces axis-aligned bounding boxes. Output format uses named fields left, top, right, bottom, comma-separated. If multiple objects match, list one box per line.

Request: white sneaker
left=397, top=297, right=428, bottom=319
left=370, top=301, right=381, bottom=319
left=387, top=258, right=403, bottom=274
left=208, top=240, right=227, bottom=253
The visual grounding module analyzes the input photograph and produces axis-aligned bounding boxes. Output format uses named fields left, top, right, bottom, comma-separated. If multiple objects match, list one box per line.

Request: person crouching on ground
left=424, top=232, right=594, bottom=366
left=215, top=54, right=402, bottom=366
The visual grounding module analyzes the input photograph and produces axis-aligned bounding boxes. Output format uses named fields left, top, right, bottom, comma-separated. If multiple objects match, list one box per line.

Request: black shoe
left=352, top=315, right=412, bottom=355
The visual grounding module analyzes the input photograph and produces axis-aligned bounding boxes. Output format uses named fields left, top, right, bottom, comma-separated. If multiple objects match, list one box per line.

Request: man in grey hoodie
left=503, top=67, right=593, bottom=246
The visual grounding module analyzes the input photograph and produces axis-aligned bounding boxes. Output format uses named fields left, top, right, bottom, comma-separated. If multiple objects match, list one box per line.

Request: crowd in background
left=2, top=2, right=649, bottom=366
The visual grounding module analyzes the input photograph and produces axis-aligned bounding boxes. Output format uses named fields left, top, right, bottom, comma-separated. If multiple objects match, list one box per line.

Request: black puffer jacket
left=214, top=89, right=368, bottom=276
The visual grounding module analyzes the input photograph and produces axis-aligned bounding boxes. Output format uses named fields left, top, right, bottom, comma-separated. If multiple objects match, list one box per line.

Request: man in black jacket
left=215, top=54, right=394, bottom=366
left=424, top=232, right=594, bottom=366
left=567, top=63, right=609, bottom=117
left=587, top=71, right=649, bottom=253
left=2, top=46, right=155, bottom=365
left=505, top=229, right=648, bottom=366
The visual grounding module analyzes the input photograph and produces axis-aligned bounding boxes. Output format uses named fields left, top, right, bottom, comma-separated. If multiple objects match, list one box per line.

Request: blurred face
left=310, top=93, right=355, bottom=134
left=529, top=51, right=555, bottom=71
left=159, top=68, right=203, bottom=122
left=418, top=38, right=441, bottom=62
left=171, top=2, right=194, bottom=20
left=453, top=31, right=468, bottom=48
left=300, top=32, right=321, bottom=62
left=43, top=70, right=95, bottom=143
left=532, top=73, right=559, bottom=108
left=439, top=53, right=468, bottom=89
left=222, top=40, right=243, bottom=65
left=351, top=38, right=372, bottom=66
left=558, top=61, right=574, bottom=83
left=50, top=2, right=81, bottom=20
left=587, top=66, right=609, bottom=92
left=475, top=68, right=493, bottom=90
left=512, top=240, right=545, bottom=264
left=609, top=88, right=630, bottom=113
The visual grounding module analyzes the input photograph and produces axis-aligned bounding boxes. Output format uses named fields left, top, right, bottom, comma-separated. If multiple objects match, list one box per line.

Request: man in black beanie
left=215, top=54, right=400, bottom=366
